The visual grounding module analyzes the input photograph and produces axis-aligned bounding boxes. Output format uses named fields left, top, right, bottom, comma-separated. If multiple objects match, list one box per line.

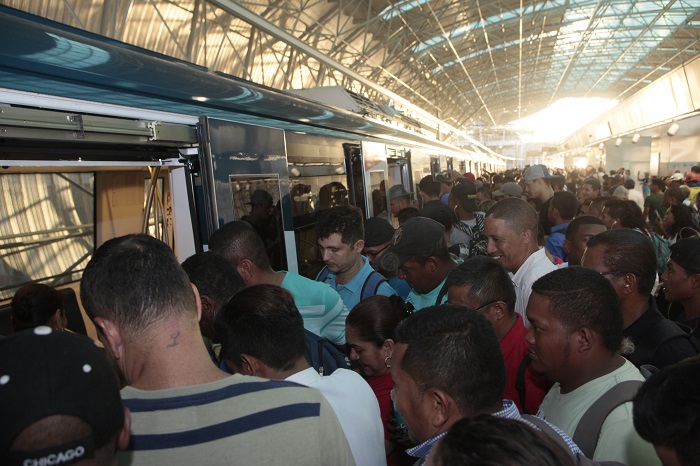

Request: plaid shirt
left=404, top=399, right=581, bottom=464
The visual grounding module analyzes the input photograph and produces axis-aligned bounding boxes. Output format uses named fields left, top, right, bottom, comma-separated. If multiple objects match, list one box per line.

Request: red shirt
left=501, top=314, right=552, bottom=414
left=366, top=372, right=413, bottom=466
left=366, top=371, right=393, bottom=440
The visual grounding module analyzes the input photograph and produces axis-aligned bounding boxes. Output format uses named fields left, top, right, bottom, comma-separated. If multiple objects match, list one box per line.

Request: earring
left=384, top=356, right=391, bottom=368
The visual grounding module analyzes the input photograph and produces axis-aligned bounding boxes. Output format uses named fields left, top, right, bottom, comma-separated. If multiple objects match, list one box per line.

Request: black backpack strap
left=515, top=354, right=531, bottom=414
left=435, top=281, right=449, bottom=306
left=360, top=271, right=389, bottom=302
left=572, top=380, right=644, bottom=458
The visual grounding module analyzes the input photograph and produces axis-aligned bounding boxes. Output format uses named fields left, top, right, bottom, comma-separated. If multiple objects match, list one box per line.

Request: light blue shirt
left=545, top=222, right=569, bottom=262
left=317, top=256, right=396, bottom=311
left=406, top=277, right=448, bottom=311
left=281, top=272, right=349, bottom=344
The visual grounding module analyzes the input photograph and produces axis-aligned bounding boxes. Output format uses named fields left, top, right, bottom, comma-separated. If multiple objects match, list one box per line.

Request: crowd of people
left=2, top=163, right=700, bottom=466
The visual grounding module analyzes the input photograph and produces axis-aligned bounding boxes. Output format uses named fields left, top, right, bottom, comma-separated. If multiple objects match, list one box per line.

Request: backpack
left=629, top=318, right=700, bottom=367
left=317, top=267, right=388, bottom=302
left=304, top=329, right=350, bottom=376
left=648, top=231, right=670, bottom=275
left=515, top=354, right=532, bottom=414
left=524, top=415, right=625, bottom=466
left=452, top=213, right=488, bottom=258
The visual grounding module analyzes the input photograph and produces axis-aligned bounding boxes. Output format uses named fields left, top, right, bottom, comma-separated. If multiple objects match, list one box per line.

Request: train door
left=387, top=147, right=413, bottom=225
left=446, top=157, right=454, bottom=172
left=197, top=117, right=290, bottom=272
left=0, top=100, right=197, bottom=339
left=459, top=159, right=467, bottom=174
left=431, top=156, right=441, bottom=176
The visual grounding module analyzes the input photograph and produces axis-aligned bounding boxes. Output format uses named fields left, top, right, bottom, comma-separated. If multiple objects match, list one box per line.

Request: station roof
left=2, top=0, right=699, bottom=136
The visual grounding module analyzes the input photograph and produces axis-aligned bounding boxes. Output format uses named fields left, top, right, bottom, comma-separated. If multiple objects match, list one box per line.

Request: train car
left=0, top=6, right=493, bottom=337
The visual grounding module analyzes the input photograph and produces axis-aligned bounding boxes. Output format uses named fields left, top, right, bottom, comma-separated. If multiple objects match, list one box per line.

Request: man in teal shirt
left=381, top=217, right=456, bottom=311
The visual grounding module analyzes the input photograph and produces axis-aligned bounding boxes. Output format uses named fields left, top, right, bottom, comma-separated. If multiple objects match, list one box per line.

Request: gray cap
left=523, top=164, right=558, bottom=182
left=612, top=186, right=629, bottom=200
left=493, top=182, right=523, bottom=197
left=389, top=184, right=412, bottom=199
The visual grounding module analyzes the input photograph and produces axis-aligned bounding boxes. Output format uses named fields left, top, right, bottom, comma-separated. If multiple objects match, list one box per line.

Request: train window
left=229, top=174, right=286, bottom=271
left=446, top=157, right=454, bottom=171
left=431, top=157, right=441, bottom=175
left=369, top=171, right=387, bottom=217
left=0, top=172, right=95, bottom=300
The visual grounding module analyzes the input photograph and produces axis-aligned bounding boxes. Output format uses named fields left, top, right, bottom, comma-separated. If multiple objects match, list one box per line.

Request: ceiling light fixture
left=667, top=122, right=679, bottom=136
left=615, top=137, right=622, bottom=147
left=632, top=133, right=641, bottom=143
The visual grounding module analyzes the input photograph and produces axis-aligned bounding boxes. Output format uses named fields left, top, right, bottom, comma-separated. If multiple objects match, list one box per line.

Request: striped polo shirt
left=120, top=374, right=355, bottom=466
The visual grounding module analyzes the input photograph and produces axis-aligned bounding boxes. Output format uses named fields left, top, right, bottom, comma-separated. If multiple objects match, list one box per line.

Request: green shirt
left=644, top=192, right=664, bottom=222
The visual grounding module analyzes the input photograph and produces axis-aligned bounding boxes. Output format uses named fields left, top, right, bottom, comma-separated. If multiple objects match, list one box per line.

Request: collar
left=325, top=256, right=372, bottom=292
left=492, top=399, right=522, bottom=421
left=406, top=431, right=448, bottom=460
left=512, top=248, right=548, bottom=285
left=551, top=222, right=569, bottom=233
left=285, top=367, right=322, bottom=385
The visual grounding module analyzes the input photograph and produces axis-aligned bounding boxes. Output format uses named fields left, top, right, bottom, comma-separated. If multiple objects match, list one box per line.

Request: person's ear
left=573, top=327, right=593, bottom=353
left=491, top=302, right=507, bottom=321
left=427, top=388, right=457, bottom=430
left=521, top=228, right=534, bottom=245
left=117, top=408, right=131, bottom=451
left=622, top=273, right=637, bottom=295
left=236, top=259, right=255, bottom=284
left=237, top=353, right=270, bottom=378
left=49, top=308, right=65, bottom=330
left=563, top=239, right=571, bottom=254
left=425, top=257, right=439, bottom=273
left=354, top=239, right=365, bottom=253
left=381, top=339, right=395, bottom=359
left=691, top=273, right=700, bottom=290
left=191, top=284, right=202, bottom=322
left=94, top=317, right=124, bottom=362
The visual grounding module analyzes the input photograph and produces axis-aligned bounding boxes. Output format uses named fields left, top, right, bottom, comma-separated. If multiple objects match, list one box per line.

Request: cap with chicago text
left=0, top=327, right=124, bottom=466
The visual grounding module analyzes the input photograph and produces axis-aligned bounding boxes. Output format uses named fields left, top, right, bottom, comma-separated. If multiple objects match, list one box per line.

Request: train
left=0, top=5, right=504, bottom=334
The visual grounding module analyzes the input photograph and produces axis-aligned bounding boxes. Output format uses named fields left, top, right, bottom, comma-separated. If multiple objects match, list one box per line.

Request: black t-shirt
left=624, top=298, right=698, bottom=369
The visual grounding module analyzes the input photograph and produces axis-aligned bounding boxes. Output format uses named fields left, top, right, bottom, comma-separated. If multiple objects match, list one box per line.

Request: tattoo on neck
left=167, top=331, right=180, bottom=348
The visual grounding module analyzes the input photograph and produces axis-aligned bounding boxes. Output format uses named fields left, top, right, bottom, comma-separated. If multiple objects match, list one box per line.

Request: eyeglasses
left=364, top=243, right=390, bottom=259
left=474, top=300, right=503, bottom=313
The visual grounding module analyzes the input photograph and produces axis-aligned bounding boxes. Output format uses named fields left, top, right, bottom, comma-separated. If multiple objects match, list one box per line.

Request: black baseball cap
left=380, top=217, right=445, bottom=270
left=0, top=327, right=124, bottom=465
left=669, top=237, right=700, bottom=274
left=364, top=217, right=395, bottom=247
